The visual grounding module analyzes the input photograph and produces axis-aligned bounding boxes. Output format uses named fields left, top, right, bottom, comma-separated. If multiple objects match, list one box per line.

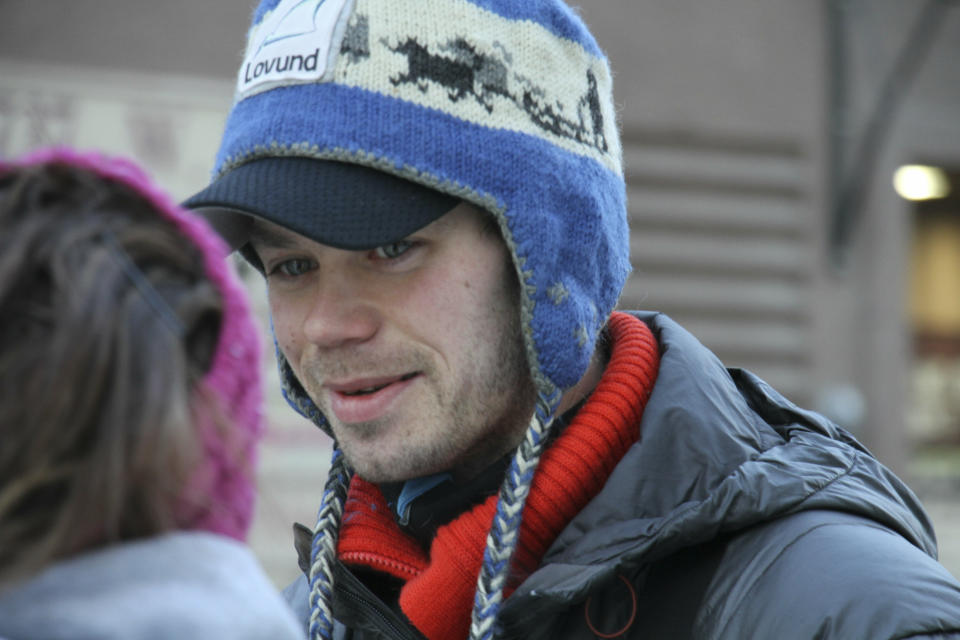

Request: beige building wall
left=912, top=220, right=960, bottom=335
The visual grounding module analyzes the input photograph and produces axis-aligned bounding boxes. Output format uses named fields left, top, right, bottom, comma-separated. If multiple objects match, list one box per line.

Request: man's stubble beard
left=300, top=307, right=536, bottom=483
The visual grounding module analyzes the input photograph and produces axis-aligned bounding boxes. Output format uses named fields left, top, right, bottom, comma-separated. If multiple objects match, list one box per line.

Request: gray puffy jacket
left=285, top=312, right=960, bottom=639
left=0, top=532, right=304, bottom=640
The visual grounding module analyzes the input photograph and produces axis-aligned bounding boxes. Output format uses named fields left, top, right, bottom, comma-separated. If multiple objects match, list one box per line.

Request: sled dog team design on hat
left=236, top=0, right=614, bottom=163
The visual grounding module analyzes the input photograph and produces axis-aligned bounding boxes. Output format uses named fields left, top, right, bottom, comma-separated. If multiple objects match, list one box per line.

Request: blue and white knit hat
left=197, top=1, right=628, bottom=638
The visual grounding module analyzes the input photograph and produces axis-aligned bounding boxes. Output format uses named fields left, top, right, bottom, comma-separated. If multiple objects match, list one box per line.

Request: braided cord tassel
left=469, top=398, right=555, bottom=640
left=308, top=446, right=353, bottom=640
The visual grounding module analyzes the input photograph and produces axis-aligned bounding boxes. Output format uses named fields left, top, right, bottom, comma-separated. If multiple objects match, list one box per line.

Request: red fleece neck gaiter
left=337, top=312, right=660, bottom=640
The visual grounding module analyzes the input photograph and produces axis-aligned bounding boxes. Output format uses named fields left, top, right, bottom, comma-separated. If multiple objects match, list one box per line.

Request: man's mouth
left=342, top=385, right=387, bottom=397
left=341, top=373, right=419, bottom=396
left=325, top=372, right=422, bottom=424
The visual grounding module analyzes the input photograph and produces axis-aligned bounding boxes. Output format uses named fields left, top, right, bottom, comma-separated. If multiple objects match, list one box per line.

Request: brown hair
left=0, top=163, right=223, bottom=585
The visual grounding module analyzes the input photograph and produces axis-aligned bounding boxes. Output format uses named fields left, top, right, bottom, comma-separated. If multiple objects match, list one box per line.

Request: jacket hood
left=501, top=312, right=936, bottom=617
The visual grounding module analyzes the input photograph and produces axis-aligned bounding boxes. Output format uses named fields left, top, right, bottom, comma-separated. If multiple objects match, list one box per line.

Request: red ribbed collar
left=337, top=312, right=660, bottom=640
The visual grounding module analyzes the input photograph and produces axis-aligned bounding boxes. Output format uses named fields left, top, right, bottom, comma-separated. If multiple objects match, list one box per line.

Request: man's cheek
left=271, top=313, right=303, bottom=361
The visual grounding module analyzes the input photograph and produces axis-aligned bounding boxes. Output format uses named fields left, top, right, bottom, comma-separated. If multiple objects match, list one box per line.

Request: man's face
left=250, top=202, right=536, bottom=483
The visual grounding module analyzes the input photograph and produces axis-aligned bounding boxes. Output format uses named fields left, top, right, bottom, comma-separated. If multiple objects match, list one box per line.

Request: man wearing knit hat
left=188, top=1, right=960, bottom=638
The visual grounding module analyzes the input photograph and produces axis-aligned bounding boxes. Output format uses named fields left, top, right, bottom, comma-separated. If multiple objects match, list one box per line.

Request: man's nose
left=300, top=275, right=380, bottom=349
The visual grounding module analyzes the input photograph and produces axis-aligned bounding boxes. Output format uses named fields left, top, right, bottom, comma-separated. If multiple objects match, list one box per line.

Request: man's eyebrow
left=247, top=221, right=302, bottom=249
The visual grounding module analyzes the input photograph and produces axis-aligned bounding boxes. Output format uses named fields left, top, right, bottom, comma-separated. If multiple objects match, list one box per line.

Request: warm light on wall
left=894, top=164, right=951, bottom=201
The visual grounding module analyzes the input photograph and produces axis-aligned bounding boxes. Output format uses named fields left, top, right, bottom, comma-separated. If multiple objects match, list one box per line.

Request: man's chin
left=337, top=444, right=404, bottom=482
left=350, top=465, right=427, bottom=485
left=341, top=449, right=448, bottom=484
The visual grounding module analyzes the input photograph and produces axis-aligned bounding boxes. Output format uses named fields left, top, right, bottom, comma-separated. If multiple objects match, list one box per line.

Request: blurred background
left=2, top=0, right=958, bottom=585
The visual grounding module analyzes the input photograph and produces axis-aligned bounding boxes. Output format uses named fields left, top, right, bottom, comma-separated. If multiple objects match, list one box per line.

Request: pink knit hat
left=0, top=147, right=265, bottom=541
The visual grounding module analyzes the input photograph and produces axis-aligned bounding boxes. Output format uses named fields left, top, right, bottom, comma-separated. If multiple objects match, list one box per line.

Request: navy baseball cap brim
left=184, top=156, right=460, bottom=251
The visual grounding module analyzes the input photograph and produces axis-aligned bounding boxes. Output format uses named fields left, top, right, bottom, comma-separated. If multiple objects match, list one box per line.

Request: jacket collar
left=502, top=312, right=936, bottom=620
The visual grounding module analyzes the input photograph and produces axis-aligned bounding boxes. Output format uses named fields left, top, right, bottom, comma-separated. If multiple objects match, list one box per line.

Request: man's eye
left=275, top=258, right=315, bottom=277
left=373, top=241, right=412, bottom=260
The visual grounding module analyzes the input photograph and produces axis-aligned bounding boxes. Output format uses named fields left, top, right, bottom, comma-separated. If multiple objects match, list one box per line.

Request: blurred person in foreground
left=187, top=1, right=960, bottom=638
left=0, top=148, right=303, bottom=639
